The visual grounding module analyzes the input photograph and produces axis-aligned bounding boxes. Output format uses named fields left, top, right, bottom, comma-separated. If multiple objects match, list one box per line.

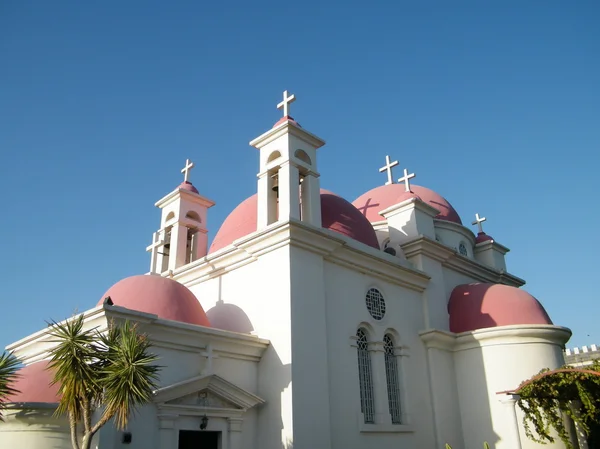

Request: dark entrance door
left=178, top=430, right=220, bottom=449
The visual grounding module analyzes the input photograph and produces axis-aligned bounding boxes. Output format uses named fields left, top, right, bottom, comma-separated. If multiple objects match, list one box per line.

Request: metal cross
left=397, top=168, right=416, bottom=192
left=181, top=159, right=195, bottom=183
left=277, top=90, right=296, bottom=117
left=379, top=155, right=399, bottom=185
left=472, top=213, right=487, bottom=233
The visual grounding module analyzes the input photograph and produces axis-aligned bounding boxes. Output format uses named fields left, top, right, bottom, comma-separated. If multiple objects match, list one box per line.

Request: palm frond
left=99, top=321, right=160, bottom=429
left=0, top=351, right=21, bottom=421
left=46, top=314, right=100, bottom=419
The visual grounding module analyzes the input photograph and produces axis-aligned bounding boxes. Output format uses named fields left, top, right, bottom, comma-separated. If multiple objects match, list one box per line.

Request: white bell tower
left=146, top=159, right=215, bottom=275
left=249, top=90, right=325, bottom=229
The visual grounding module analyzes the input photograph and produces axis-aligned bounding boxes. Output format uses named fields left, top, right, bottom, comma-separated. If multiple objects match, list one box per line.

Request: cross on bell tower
left=250, top=90, right=326, bottom=229
left=149, top=159, right=215, bottom=275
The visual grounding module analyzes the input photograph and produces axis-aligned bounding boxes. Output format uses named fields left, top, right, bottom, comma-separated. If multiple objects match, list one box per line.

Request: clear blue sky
left=1, top=1, right=598, bottom=350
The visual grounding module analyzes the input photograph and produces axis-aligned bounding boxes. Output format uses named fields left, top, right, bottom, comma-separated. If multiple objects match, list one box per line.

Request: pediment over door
left=153, top=374, right=265, bottom=412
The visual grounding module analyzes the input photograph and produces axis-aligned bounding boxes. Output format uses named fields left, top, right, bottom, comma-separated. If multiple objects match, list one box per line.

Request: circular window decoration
left=366, top=288, right=386, bottom=320
left=458, top=243, right=468, bottom=256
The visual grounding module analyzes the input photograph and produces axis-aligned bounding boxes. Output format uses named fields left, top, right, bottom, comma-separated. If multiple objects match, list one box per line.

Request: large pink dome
left=7, top=361, right=60, bottom=404
left=97, top=275, right=211, bottom=327
left=209, top=189, right=380, bottom=253
left=448, top=283, right=553, bottom=333
left=352, top=184, right=462, bottom=225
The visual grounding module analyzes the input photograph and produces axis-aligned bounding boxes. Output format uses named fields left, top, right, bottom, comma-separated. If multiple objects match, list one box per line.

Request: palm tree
left=0, top=351, right=21, bottom=421
left=47, top=314, right=160, bottom=449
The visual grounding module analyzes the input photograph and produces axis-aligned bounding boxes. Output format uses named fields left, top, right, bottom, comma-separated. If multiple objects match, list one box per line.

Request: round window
left=366, top=288, right=386, bottom=320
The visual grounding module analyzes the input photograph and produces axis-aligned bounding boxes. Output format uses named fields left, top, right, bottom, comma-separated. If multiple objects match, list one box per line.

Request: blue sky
left=1, top=1, right=598, bottom=350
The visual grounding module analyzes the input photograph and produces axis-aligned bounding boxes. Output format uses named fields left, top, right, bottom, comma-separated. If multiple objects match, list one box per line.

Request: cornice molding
left=177, top=219, right=430, bottom=292
left=249, top=120, right=325, bottom=149
left=401, top=236, right=525, bottom=287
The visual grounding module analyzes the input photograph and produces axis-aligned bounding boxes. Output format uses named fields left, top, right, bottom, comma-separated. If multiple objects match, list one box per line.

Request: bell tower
left=249, top=90, right=325, bottom=229
left=146, top=159, right=215, bottom=275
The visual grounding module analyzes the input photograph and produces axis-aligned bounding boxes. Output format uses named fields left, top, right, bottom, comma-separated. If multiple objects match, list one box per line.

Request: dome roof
left=448, top=283, right=553, bottom=333
left=352, top=184, right=462, bottom=225
left=206, top=300, right=254, bottom=334
left=7, top=360, right=60, bottom=404
left=475, top=232, right=494, bottom=244
left=178, top=181, right=199, bottom=194
left=273, top=115, right=301, bottom=128
left=209, top=189, right=380, bottom=253
left=97, top=275, right=211, bottom=327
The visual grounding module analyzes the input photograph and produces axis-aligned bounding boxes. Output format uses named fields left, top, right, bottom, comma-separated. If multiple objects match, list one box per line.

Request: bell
left=271, top=173, right=279, bottom=193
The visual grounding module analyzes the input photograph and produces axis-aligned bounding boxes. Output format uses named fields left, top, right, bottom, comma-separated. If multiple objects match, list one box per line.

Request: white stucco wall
left=0, top=407, right=71, bottom=449
left=453, top=325, right=571, bottom=449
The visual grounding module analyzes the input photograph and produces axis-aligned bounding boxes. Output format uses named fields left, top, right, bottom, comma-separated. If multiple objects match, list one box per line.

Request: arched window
left=294, top=149, right=312, bottom=165
left=458, top=242, right=468, bottom=257
left=356, top=328, right=375, bottom=423
left=384, top=334, right=402, bottom=424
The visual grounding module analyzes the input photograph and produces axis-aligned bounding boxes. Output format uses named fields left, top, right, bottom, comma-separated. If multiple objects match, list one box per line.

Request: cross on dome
left=277, top=90, right=296, bottom=117
left=181, top=159, right=195, bottom=183
left=379, top=155, right=399, bottom=186
left=472, top=213, right=487, bottom=233
left=398, top=168, right=416, bottom=192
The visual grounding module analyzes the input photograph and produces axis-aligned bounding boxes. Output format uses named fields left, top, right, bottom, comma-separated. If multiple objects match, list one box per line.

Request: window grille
left=365, top=288, right=386, bottom=320
left=384, top=334, right=402, bottom=424
left=356, top=328, right=375, bottom=424
left=458, top=242, right=468, bottom=256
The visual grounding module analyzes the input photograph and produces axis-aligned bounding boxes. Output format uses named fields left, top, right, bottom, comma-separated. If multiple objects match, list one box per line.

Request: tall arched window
left=384, top=334, right=402, bottom=424
left=356, top=328, right=375, bottom=423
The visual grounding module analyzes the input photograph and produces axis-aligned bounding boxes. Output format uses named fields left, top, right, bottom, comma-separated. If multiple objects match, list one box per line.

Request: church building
left=0, top=91, right=572, bottom=449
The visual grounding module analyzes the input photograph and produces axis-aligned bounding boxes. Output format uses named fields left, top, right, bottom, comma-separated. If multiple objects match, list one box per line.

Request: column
left=278, top=161, right=300, bottom=221
left=158, top=414, right=178, bottom=448
left=499, top=394, right=522, bottom=449
left=227, top=418, right=244, bottom=449
left=168, top=223, right=188, bottom=271
left=257, top=172, right=277, bottom=229
left=300, top=172, right=321, bottom=227
left=370, top=341, right=390, bottom=424
left=194, top=228, right=209, bottom=259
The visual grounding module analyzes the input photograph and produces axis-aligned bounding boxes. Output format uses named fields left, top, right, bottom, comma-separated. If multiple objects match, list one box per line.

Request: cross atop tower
left=398, top=168, right=416, bottom=192
left=472, top=213, right=487, bottom=233
left=181, top=159, right=195, bottom=183
left=379, top=155, right=399, bottom=186
left=277, top=90, right=296, bottom=117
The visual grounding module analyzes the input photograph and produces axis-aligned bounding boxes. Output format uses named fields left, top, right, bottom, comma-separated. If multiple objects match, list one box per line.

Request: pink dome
left=7, top=361, right=60, bottom=404
left=206, top=300, right=254, bottom=334
left=178, top=181, right=199, bottom=194
left=475, top=232, right=494, bottom=243
left=352, top=184, right=462, bottom=225
left=273, top=115, right=301, bottom=128
left=97, top=275, right=211, bottom=327
left=448, top=283, right=553, bottom=333
left=209, top=190, right=379, bottom=253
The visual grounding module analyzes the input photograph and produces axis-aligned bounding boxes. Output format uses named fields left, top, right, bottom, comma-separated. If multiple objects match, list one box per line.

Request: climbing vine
left=515, top=361, right=600, bottom=449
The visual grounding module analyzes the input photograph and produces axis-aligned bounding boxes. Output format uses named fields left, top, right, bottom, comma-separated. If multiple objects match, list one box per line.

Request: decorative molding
left=249, top=120, right=326, bottom=150
left=402, top=236, right=525, bottom=287
left=153, top=374, right=265, bottom=411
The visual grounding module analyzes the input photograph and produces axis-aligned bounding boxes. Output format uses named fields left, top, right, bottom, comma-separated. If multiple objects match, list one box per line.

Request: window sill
left=357, top=414, right=414, bottom=433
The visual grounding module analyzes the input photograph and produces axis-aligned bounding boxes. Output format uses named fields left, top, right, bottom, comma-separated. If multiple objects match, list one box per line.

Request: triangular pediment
left=153, top=374, right=264, bottom=411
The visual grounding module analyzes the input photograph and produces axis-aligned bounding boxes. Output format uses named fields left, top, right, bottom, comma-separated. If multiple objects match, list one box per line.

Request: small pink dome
left=206, top=300, right=254, bottom=334
left=209, top=190, right=379, bottom=253
left=7, top=361, right=60, bottom=404
left=273, top=115, right=301, bottom=128
left=97, top=275, right=211, bottom=327
left=448, top=283, right=553, bottom=333
left=178, top=181, right=199, bottom=194
left=475, top=232, right=494, bottom=243
left=352, top=184, right=462, bottom=225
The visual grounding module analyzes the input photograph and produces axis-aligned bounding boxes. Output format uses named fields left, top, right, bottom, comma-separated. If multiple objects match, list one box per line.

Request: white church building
left=1, top=91, right=573, bottom=449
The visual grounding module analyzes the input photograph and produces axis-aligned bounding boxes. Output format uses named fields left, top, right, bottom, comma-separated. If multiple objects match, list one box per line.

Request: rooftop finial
left=398, top=167, right=416, bottom=192
left=379, top=155, right=399, bottom=186
left=181, top=159, right=195, bottom=183
left=472, top=213, right=487, bottom=233
left=277, top=90, right=296, bottom=117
